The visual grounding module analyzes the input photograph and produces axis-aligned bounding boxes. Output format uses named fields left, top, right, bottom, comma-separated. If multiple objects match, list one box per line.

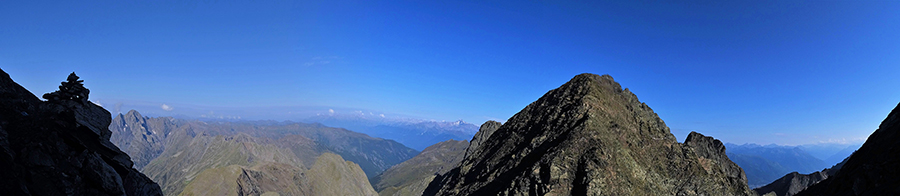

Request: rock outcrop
left=373, top=139, right=469, bottom=196
left=0, top=69, right=161, bottom=195
left=423, top=73, right=755, bottom=196
left=465, top=121, right=500, bottom=158
left=796, top=102, right=900, bottom=195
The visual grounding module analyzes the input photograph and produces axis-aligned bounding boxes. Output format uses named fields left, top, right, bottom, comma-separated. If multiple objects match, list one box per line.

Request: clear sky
left=2, top=0, right=899, bottom=145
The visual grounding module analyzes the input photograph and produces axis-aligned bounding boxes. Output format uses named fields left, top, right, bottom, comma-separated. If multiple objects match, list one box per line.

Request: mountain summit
left=424, top=73, right=754, bottom=196
left=0, top=69, right=161, bottom=195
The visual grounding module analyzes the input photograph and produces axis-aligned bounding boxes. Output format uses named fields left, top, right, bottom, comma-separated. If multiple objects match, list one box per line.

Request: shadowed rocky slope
left=424, top=73, right=755, bottom=196
left=796, top=102, right=900, bottom=196
left=0, top=69, right=161, bottom=195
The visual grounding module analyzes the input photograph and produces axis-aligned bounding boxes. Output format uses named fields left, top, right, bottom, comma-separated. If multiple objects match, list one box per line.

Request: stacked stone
left=42, top=72, right=90, bottom=105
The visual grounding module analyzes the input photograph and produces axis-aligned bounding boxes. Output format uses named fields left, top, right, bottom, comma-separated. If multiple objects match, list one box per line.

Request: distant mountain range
left=724, top=142, right=861, bottom=188
left=9, top=69, right=900, bottom=196
left=110, top=110, right=419, bottom=195
left=799, top=143, right=862, bottom=167
left=304, top=113, right=478, bottom=151
left=92, top=99, right=480, bottom=152
left=725, top=143, right=831, bottom=187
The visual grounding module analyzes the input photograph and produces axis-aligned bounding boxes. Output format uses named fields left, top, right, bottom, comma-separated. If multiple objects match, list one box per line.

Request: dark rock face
left=465, top=120, right=501, bottom=158
left=796, top=102, right=900, bottom=196
left=0, top=69, right=161, bottom=195
left=424, top=73, right=755, bottom=196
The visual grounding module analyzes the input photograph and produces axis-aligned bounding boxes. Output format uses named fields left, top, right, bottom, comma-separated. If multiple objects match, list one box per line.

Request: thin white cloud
left=303, top=56, right=340, bottom=67
left=161, top=104, right=174, bottom=111
left=816, top=137, right=867, bottom=145
left=328, top=109, right=335, bottom=114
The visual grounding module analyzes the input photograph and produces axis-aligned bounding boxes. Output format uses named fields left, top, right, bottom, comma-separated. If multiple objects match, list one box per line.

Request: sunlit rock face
left=424, top=73, right=755, bottom=196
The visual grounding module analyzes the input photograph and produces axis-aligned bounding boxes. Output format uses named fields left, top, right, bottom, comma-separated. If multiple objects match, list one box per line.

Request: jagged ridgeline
left=0, top=69, right=162, bottom=195
left=424, top=73, right=756, bottom=196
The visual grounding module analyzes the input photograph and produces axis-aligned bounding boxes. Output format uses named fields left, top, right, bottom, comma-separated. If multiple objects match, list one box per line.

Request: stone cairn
left=43, top=72, right=90, bottom=105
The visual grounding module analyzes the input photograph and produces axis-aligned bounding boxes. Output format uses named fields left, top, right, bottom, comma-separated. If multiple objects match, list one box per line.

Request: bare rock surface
left=423, top=73, right=756, bottom=196
left=465, top=121, right=501, bottom=158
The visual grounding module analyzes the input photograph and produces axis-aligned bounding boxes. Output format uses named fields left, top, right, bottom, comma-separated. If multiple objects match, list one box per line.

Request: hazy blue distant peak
left=725, top=143, right=780, bottom=149
left=312, top=111, right=477, bottom=127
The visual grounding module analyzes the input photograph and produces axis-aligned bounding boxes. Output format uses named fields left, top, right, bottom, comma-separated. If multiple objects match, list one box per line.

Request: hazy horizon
left=4, top=1, right=899, bottom=146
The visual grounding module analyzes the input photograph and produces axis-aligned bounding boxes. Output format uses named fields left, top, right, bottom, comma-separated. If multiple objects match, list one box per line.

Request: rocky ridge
left=0, top=70, right=161, bottom=195
left=796, top=102, right=900, bottom=195
left=424, top=73, right=755, bottom=196
left=465, top=120, right=500, bottom=158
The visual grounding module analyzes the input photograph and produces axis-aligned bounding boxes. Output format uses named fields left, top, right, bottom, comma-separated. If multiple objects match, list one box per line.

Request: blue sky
left=2, top=0, right=899, bottom=145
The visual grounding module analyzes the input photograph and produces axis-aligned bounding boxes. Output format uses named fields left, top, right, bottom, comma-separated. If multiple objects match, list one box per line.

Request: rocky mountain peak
left=38, top=72, right=113, bottom=141
left=686, top=131, right=727, bottom=157
left=124, top=109, right=144, bottom=121
left=465, top=120, right=501, bottom=159
left=424, top=73, right=754, bottom=196
left=0, top=69, right=161, bottom=195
